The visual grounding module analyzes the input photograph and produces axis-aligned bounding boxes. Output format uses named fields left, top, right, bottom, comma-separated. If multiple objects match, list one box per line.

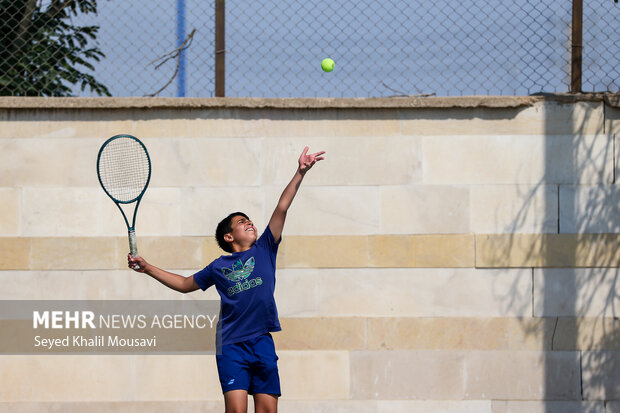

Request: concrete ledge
left=0, top=94, right=617, bottom=110
left=0, top=96, right=541, bottom=110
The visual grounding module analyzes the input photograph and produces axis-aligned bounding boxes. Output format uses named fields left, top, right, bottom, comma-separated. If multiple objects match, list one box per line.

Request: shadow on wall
left=483, top=95, right=620, bottom=408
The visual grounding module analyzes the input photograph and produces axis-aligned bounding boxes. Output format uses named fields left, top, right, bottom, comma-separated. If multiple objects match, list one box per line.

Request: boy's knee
left=253, top=393, right=278, bottom=413
left=224, top=389, right=248, bottom=413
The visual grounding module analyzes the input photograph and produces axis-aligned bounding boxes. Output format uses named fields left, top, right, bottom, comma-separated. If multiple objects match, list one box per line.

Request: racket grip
left=128, top=230, right=140, bottom=269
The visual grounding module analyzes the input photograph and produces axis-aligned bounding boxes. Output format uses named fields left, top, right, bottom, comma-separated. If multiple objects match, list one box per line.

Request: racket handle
left=128, top=230, right=140, bottom=269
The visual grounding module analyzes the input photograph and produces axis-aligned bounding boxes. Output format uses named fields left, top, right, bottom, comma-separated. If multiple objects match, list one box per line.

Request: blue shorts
left=216, top=333, right=281, bottom=396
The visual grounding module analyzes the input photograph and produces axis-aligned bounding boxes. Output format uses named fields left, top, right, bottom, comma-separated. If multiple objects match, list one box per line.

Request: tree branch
left=44, top=0, right=74, bottom=20
left=145, top=29, right=196, bottom=97
left=14, top=0, right=38, bottom=48
left=381, top=82, right=436, bottom=98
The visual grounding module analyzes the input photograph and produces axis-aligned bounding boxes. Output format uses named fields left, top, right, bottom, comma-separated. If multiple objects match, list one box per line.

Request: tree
left=0, top=0, right=110, bottom=96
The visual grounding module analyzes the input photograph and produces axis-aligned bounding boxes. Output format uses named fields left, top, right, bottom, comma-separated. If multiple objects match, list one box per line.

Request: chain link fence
left=1, top=0, right=618, bottom=97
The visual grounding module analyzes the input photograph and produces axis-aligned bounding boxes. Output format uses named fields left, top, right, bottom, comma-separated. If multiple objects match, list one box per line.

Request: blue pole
left=176, top=0, right=187, bottom=97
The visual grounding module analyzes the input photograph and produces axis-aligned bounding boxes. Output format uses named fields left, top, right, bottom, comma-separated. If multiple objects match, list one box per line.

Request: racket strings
left=98, top=137, right=150, bottom=203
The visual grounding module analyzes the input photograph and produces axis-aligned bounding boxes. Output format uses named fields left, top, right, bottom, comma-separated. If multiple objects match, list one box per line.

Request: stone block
left=582, top=351, right=620, bottom=400
left=21, top=188, right=101, bottom=237
left=553, top=318, right=620, bottom=351
left=0, top=139, right=99, bottom=188
left=0, top=238, right=29, bottom=270
left=608, top=401, right=620, bottom=413
left=133, top=355, right=221, bottom=400
left=261, top=109, right=401, bottom=137
left=180, top=187, right=265, bottom=237
left=534, top=268, right=620, bottom=317
left=560, top=185, right=620, bottom=233
left=0, top=269, right=219, bottom=301
left=0, top=401, right=227, bottom=413
left=99, top=189, right=182, bottom=237
left=261, top=136, right=422, bottom=186
left=81, top=269, right=180, bottom=300
left=276, top=400, right=376, bottom=413
left=0, top=271, right=107, bottom=300
left=0, top=188, right=19, bottom=235
left=273, top=269, right=320, bottom=317
left=0, top=355, right=135, bottom=401
left=543, top=101, right=606, bottom=136
left=368, top=234, right=474, bottom=267
left=30, top=238, right=118, bottom=270
left=423, top=134, right=611, bottom=185
left=471, top=185, right=558, bottom=233
left=476, top=234, right=620, bottom=268
left=380, top=185, right=470, bottom=234
left=609, top=103, right=620, bottom=141
left=616, top=133, right=620, bottom=184
left=145, top=137, right=262, bottom=187
left=136, top=237, right=204, bottom=270
left=377, top=401, right=492, bottom=413
left=281, top=236, right=368, bottom=268
left=130, top=109, right=263, bottom=139
left=0, top=110, right=132, bottom=140
left=400, top=101, right=604, bottom=137
left=491, top=401, right=605, bottom=413
left=278, top=350, right=350, bottom=399
left=350, top=350, right=466, bottom=399
left=275, top=317, right=366, bottom=350
left=202, top=237, right=224, bottom=265
left=267, top=186, right=380, bottom=235
left=367, top=317, right=554, bottom=351
left=318, top=268, right=532, bottom=317
left=464, top=351, right=581, bottom=400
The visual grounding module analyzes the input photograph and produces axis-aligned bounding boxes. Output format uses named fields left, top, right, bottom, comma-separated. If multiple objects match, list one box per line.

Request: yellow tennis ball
left=321, top=58, right=335, bottom=72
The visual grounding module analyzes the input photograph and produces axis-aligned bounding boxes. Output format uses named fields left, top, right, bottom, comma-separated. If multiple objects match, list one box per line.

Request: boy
left=127, top=147, right=325, bottom=413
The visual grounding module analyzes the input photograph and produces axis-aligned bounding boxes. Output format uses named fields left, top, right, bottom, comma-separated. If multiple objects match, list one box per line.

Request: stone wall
left=0, top=95, right=618, bottom=412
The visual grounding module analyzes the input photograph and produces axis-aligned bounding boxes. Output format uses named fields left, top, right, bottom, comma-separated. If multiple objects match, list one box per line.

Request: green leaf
left=0, top=0, right=109, bottom=96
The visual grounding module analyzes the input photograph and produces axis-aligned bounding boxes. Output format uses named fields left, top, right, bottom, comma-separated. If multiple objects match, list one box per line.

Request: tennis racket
left=97, top=134, right=151, bottom=268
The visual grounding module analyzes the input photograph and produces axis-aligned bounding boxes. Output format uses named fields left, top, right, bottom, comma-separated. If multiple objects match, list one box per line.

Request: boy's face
left=226, top=215, right=257, bottom=246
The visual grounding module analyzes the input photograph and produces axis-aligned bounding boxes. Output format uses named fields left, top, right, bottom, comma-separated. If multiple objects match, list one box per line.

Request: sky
left=73, top=0, right=619, bottom=97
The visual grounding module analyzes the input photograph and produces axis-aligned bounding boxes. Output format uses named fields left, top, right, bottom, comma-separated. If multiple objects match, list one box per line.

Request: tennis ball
left=321, top=58, right=335, bottom=72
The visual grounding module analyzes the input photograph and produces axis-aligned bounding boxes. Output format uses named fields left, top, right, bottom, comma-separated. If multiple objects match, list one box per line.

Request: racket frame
left=96, top=134, right=152, bottom=259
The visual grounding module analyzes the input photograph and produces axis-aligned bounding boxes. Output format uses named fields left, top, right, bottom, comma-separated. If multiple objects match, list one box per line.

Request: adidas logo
left=226, top=277, right=263, bottom=296
left=221, top=257, right=255, bottom=282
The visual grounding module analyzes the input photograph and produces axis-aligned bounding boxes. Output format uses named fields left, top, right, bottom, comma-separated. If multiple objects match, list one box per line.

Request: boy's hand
left=127, top=254, right=148, bottom=273
left=298, top=146, right=325, bottom=174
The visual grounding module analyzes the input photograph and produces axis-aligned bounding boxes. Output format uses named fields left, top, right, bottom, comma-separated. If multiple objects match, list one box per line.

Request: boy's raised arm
left=268, top=146, right=325, bottom=243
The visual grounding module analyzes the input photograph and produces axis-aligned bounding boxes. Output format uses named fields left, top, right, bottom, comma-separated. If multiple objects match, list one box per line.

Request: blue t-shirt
left=193, top=225, right=282, bottom=345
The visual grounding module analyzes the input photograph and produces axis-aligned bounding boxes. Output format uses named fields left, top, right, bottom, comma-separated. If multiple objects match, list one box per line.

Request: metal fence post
left=176, top=0, right=187, bottom=97
left=215, top=0, right=225, bottom=97
left=571, top=0, right=583, bottom=93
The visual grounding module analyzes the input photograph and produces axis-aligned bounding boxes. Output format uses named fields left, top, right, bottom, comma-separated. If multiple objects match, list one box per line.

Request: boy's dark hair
left=215, top=212, right=250, bottom=253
